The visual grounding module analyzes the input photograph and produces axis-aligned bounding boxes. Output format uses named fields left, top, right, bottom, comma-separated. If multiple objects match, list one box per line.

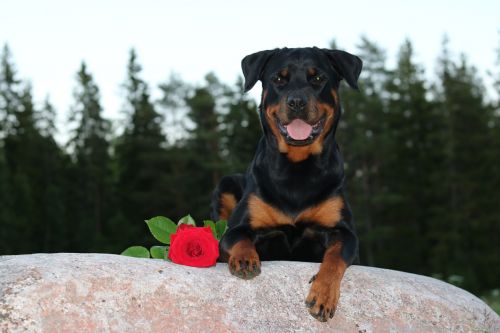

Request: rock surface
left=0, top=253, right=498, bottom=333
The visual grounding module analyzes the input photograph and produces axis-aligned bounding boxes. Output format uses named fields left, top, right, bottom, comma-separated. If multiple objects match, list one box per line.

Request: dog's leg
left=305, top=222, right=358, bottom=321
left=213, top=176, right=262, bottom=279
left=220, top=221, right=261, bottom=279
left=227, top=237, right=261, bottom=279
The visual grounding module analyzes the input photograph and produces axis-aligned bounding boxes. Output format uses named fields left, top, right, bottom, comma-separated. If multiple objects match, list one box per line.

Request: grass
left=481, top=289, right=500, bottom=315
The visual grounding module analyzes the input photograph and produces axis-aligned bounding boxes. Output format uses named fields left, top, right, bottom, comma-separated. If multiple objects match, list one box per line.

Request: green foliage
left=215, top=220, right=228, bottom=240
left=121, top=215, right=226, bottom=259
left=202, top=219, right=227, bottom=240
left=66, top=61, right=113, bottom=251
left=335, top=36, right=500, bottom=293
left=220, top=76, right=261, bottom=172
left=145, top=216, right=177, bottom=244
left=0, top=44, right=21, bottom=137
left=0, top=46, right=70, bottom=254
left=337, top=36, right=389, bottom=267
left=114, top=50, right=173, bottom=251
left=376, top=39, right=440, bottom=273
left=150, top=245, right=169, bottom=259
left=121, top=246, right=150, bottom=258
left=482, top=289, right=500, bottom=315
left=203, top=220, right=217, bottom=238
left=178, top=214, right=196, bottom=226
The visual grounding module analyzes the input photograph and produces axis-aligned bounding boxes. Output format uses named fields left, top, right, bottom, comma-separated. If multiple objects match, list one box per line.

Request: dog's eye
left=311, top=75, right=325, bottom=84
left=272, top=75, right=287, bottom=85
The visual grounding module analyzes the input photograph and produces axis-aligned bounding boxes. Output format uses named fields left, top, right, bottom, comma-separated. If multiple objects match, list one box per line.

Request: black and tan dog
left=210, top=47, right=362, bottom=322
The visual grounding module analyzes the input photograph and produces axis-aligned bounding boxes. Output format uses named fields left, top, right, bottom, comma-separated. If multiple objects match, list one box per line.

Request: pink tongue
left=285, top=119, right=313, bottom=140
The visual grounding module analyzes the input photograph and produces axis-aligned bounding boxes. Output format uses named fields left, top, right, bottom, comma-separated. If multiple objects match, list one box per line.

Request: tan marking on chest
left=248, top=195, right=293, bottom=228
left=248, top=195, right=344, bottom=229
left=296, top=196, right=344, bottom=228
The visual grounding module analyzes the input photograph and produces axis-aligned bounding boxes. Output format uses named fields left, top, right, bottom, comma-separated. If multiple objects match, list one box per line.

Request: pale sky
left=0, top=0, right=498, bottom=139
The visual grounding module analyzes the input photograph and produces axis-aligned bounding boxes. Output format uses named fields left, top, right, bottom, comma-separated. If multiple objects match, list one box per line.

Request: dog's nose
left=286, top=95, right=307, bottom=110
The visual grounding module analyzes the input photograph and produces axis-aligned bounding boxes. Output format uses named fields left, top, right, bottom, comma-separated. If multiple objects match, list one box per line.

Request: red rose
left=168, top=224, right=219, bottom=267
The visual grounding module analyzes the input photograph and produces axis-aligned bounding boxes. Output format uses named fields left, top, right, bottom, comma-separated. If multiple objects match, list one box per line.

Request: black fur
left=211, top=47, right=362, bottom=267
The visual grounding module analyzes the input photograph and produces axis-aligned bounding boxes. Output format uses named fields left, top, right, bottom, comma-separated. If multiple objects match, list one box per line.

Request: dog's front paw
left=305, top=275, right=340, bottom=322
left=228, top=253, right=261, bottom=279
left=227, top=239, right=261, bottom=280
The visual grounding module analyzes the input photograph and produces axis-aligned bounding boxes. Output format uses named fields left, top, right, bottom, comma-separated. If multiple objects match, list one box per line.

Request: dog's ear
left=322, top=49, right=363, bottom=90
left=241, top=49, right=277, bottom=92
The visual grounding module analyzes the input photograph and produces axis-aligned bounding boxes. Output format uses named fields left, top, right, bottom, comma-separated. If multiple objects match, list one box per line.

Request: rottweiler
left=210, top=47, right=362, bottom=322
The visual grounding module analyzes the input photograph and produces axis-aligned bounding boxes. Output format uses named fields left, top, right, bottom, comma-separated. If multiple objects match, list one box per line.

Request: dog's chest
left=248, top=193, right=344, bottom=230
left=253, top=223, right=328, bottom=262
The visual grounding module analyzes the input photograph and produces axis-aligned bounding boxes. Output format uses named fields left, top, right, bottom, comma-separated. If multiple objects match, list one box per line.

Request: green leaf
left=215, top=220, right=228, bottom=240
left=165, top=246, right=170, bottom=261
left=150, top=245, right=168, bottom=259
left=203, top=220, right=217, bottom=238
left=121, top=246, right=150, bottom=258
left=145, top=216, right=177, bottom=244
left=178, top=214, right=196, bottom=226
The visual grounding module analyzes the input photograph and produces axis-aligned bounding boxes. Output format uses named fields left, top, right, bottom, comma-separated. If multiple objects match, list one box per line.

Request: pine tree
left=434, top=38, right=497, bottom=291
left=0, top=44, right=21, bottom=138
left=336, top=36, right=389, bottom=266
left=494, top=34, right=500, bottom=99
left=3, top=84, right=47, bottom=252
left=158, top=73, right=190, bottom=145
left=115, top=49, right=170, bottom=247
left=221, top=76, right=261, bottom=173
left=0, top=47, right=61, bottom=254
left=159, top=74, right=261, bottom=221
left=483, top=37, right=500, bottom=291
left=157, top=75, right=200, bottom=219
left=182, top=73, right=226, bottom=219
left=0, top=141, right=13, bottom=253
left=67, top=62, right=113, bottom=251
left=32, top=97, right=70, bottom=251
left=0, top=45, right=14, bottom=252
left=37, top=96, right=57, bottom=138
left=380, top=39, right=445, bottom=273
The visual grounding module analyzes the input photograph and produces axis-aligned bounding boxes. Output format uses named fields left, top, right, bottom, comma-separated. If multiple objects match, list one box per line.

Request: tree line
left=0, top=37, right=499, bottom=295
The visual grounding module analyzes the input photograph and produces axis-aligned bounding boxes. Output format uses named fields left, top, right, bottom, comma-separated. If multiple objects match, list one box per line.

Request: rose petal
left=202, top=227, right=214, bottom=235
left=170, top=233, right=178, bottom=243
left=177, top=224, right=195, bottom=232
left=168, top=226, right=219, bottom=267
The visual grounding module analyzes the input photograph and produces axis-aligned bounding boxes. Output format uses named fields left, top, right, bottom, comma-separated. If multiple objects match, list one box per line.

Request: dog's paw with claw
left=228, top=253, right=261, bottom=280
left=305, top=274, right=340, bottom=322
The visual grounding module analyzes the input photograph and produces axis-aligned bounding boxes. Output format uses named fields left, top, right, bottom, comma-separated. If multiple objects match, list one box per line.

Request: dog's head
left=242, top=47, right=362, bottom=162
